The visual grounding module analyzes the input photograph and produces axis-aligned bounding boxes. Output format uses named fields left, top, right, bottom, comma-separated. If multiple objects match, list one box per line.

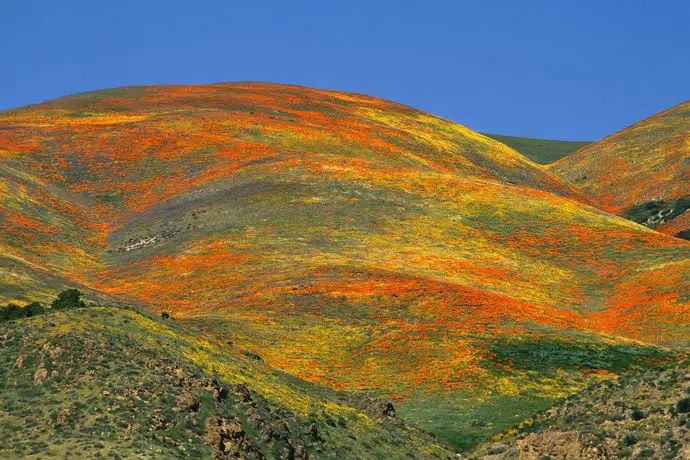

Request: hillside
left=1, top=83, right=689, bottom=450
left=549, top=101, right=690, bottom=238
left=0, top=304, right=452, bottom=458
left=484, top=133, right=590, bottom=164
left=468, top=357, right=690, bottom=459
left=0, top=83, right=586, bottom=305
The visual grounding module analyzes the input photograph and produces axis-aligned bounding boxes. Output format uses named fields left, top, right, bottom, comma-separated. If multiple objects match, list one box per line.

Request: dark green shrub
left=161, top=312, right=170, bottom=319
left=1, top=303, right=24, bottom=321
left=51, top=289, right=85, bottom=310
left=623, top=433, right=638, bottom=445
left=24, top=301, right=45, bottom=317
left=631, top=408, right=645, bottom=421
left=243, top=351, right=262, bottom=361
left=676, top=398, right=690, bottom=414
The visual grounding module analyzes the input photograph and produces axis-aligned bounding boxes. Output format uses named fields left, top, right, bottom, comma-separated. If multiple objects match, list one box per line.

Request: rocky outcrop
left=205, top=415, right=264, bottom=459
left=517, top=431, right=608, bottom=459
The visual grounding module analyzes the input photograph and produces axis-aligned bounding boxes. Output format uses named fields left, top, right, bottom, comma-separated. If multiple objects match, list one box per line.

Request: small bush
left=676, top=398, right=690, bottom=414
left=243, top=351, right=262, bottom=361
left=1, top=303, right=24, bottom=321
left=51, top=289, right=85, bottom=310
left=24, top=301, right=45, bottom=317
left=161, top=312, right=170, bottom=319
left=631, top=408, right=645, bottom=421
left=623, top=433, right=638, bottom=445
left=637, top=447, right=655, bottom=458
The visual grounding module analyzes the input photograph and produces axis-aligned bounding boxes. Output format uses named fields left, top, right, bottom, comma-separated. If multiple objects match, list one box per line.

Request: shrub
left=631, top=408, right=645, bottom=421
left=161, top=312, right=170, bottom=319
left=51, top=289, right=85, bottom=310
left=243, top=351, right=262, bottom=361
left=1, top=303, right=25, bottom=321
left=676, top=398, right=690, bottom=414
left=623, top=433, right=638, bottom=445
left=24, top=301, right=45, bottom=317
left=637, top=448, right=655, bottom=458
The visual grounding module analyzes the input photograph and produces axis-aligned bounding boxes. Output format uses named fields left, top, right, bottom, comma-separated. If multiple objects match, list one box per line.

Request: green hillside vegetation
left=0, top=301, right=452, bottom=459
left=468, top=358, right=690, bottom=459
left=484, top=133, right=591, bottom=164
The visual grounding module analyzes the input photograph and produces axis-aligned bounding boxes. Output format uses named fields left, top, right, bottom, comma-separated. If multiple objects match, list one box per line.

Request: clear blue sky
left=2, top=0, right=689, bottom=140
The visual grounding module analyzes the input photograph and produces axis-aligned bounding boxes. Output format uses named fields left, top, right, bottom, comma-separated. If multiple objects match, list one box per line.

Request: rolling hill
left=1, top=83, right=689, bottom=451
left=549, top=101, right=690, bottom=238
left=483, top=133, right=590, bottom=164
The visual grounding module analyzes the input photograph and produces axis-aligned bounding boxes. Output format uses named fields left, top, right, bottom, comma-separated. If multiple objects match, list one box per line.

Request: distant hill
left=1, top=83, right=688, bottom=451
left=484, top=133, right=590, bottom=164
left=549, top=101, right=690, bottom=238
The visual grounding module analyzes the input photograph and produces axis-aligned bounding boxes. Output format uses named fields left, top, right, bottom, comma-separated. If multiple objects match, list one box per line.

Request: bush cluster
left=1, top=289, right=86, bottom=322
left=51, top=289, right=86, bottom=310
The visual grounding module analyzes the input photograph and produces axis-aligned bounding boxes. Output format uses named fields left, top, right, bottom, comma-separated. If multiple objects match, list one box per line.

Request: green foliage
left=631, top=408, right=645, bottom=421
left=486, top=336, right=669, bottom=375
left=676, top=398, right=690, bottom=413
left=51, top=289, right=85, bottom=310
left=160, top=312, right=170, bottom=319
left=623, top=433, right=638, bottom=445
left=623, top=197, right=690, bottom=229
left=0, top=303, right=25, bottom=321
left=24, top=301, right=44, bottom=317
left=242, top=351, right=262, bottom=361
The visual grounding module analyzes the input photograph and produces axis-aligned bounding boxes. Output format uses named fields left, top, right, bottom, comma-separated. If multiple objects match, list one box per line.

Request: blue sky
left=2, top=0, right=688, bottom=140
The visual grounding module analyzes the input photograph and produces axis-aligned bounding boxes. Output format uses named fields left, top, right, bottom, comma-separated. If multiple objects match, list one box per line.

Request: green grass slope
left=484, top=134, right=590, bottom=164
left=0, top=306, right=452, bottom=459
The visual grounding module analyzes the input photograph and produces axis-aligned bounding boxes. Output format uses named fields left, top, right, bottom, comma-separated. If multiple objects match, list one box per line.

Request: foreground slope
left=1, top=83, right=689, bottom=448
left=484, top=133, right=590, bottom=164
left=469, top=357, right=690, bottom=459
left=0, top=306, right=451, bottom=459
left=549, top=101, right=690, bottom=238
